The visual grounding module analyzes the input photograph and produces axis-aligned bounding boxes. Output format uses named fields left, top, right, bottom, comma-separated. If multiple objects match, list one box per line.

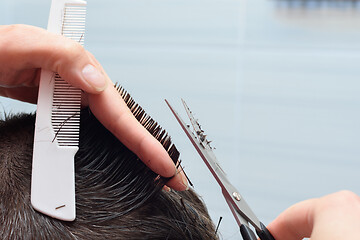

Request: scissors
left=166, top=99, right=275, bottom=240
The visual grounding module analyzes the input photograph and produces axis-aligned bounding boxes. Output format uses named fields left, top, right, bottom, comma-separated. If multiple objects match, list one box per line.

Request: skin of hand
left=267, top=190, right=360, bottom=240
left=0, top=24, right=188, bottom=191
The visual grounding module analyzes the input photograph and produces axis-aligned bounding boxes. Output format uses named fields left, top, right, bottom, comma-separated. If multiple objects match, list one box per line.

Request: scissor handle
left=256, top=222, right=275, bottom=240
left=240, top=222, right=275, bottom=240
left=240, top=225, right=257, bottom=240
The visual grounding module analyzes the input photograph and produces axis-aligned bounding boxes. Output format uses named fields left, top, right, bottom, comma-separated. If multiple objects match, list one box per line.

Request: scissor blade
left=181, top=99, right=203, bottom=138
left=165, top=99, right=261, bottom=231
left=165, top=100, right=226, bottom=183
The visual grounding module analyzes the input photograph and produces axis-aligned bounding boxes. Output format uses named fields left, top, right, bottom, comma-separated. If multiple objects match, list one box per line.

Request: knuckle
left=0, top=24, right=43, bottom=60
left=333, top=190, right=360, bottom=206
left=0, top=25, right=25, bottom=49
left=2, top=24, right=40, bottom=38
left=2, top=24, right=23, bottom=33
left=52, top=39, right=85, bottom=72
left=1, top=24, right=17, bottom=34
left=61, top=40, right=85, bottom=60
left=105, top=114, right=125, bottom=142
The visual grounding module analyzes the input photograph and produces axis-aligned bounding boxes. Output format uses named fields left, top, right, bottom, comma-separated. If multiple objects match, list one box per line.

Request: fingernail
left=82, top=64, right=106, bottom=91
left=179, top=170, right=189, bottom=191
left=163, top=185, right=171, bottom=192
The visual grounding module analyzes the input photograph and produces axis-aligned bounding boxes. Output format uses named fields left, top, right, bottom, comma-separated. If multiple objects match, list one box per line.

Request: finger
left=88, top=83, right=188, bottom=191
left=166, top=169, right=189, bottom=191
left=85, top=51, right=189, bottom=191
left=310, top=191, right=360, bottom=240
left=267, top=199, right=316, bottom=240
left=0, top=86, right=39, bottom=104
left=0, top=24, right=106, bottom=93
left=0, top=24, right=189, bottom=191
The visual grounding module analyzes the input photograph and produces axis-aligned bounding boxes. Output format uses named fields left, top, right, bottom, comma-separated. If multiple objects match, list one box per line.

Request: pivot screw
left=232, top=192, right=241, bottom=201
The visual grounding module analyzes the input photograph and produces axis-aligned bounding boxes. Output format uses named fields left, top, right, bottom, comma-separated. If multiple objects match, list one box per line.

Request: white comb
left=31, top=0, right=87, bottom=221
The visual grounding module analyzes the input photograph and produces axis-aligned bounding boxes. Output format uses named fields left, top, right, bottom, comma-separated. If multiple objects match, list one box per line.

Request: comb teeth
left=62, top=4, right=86, bottom=44
left=51, top=4, right=86, bottom=147
left=51, top=73, right=81, bottom=146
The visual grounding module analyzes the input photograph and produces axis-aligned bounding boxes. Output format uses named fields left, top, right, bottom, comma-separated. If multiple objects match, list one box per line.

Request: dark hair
left=0, top=87, right=218, bottom=240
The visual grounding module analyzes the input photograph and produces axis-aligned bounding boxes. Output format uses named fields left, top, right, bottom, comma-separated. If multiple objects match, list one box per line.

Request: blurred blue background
left=1, top=0, right=360, bottom=239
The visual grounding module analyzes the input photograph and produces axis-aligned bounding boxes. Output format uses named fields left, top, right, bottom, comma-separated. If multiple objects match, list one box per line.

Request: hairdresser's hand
left=267, top=190, right=360, bottom=240
left=0, top=24, right=188, bottom=191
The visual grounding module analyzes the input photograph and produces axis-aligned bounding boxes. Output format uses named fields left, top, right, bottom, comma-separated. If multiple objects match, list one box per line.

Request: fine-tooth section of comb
left=62, top=4, right=86, bottom=45
left=51, top=3, right=86, bottom=146
left=51, top=73, right=81, bottom=146
left=31, top=0, right=86, bottom=222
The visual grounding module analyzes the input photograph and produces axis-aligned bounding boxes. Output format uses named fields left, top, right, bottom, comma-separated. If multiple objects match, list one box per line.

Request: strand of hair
left=215, top=216, right=223, bottom=235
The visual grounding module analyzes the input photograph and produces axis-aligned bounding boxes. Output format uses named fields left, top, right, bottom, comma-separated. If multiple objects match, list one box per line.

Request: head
left=0, top=87, right=218, bottom=239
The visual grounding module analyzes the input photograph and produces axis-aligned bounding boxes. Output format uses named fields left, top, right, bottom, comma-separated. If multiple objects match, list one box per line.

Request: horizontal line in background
left=237, top=139, right=360, bottom=163
left=88, top=40, right=241, bottom=52
left=240, top=95, right=360, bottom=109
left=87, top=38, right=360, bottom=55
left=241, top=42, right=360, bottom=53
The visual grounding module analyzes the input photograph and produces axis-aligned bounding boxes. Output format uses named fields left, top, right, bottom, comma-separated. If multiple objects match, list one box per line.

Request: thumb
left=266, top=199, right=316, bottom=240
